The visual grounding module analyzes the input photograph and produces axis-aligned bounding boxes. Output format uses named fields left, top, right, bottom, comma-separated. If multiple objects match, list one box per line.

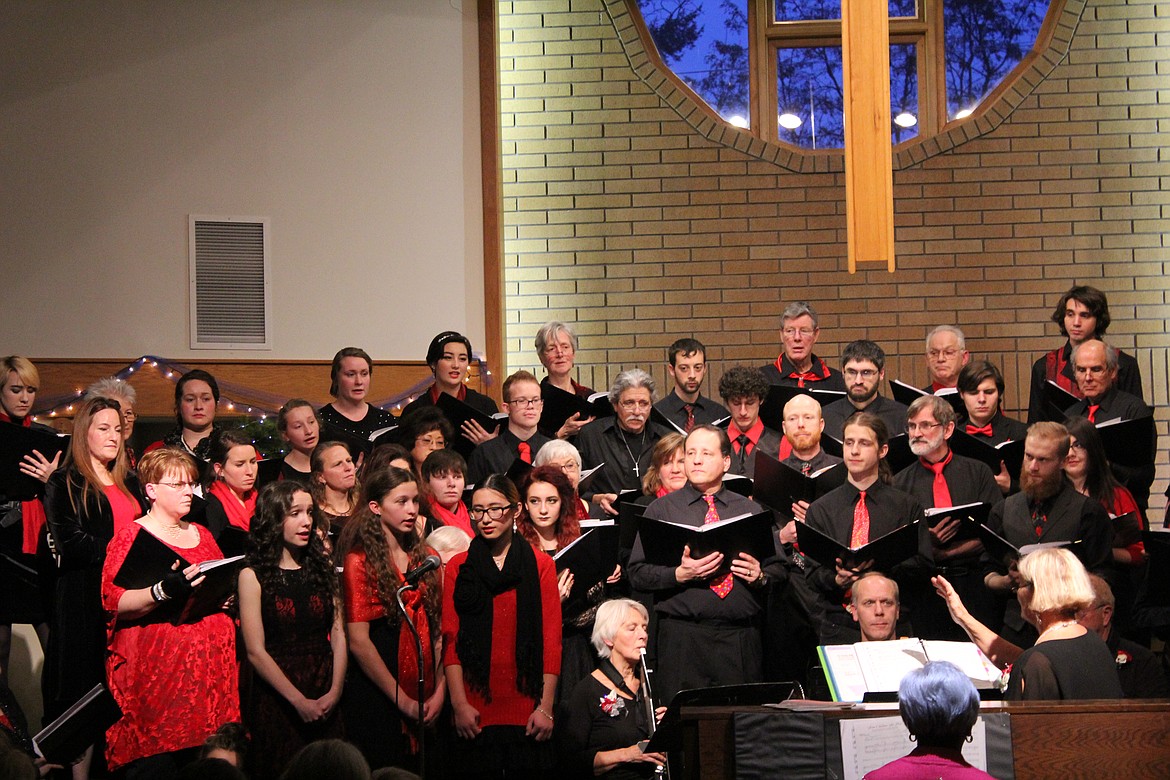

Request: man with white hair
left=576, top=369, right=670, bottom=515
left=760, top=301, right=845, bottom=392
left=924, top=325, right=970, bottom=392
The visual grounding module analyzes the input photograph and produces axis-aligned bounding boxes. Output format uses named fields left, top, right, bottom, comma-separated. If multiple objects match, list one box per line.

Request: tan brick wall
left=497, top=0, right=1170, bottom=513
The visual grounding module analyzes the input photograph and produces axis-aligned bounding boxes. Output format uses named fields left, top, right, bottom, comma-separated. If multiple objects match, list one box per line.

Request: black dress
left=1006, top=630, right=1124, bottom=701
left=557, top=675, right=656, bottom=780
left=241, top=566, right=341, bottom=779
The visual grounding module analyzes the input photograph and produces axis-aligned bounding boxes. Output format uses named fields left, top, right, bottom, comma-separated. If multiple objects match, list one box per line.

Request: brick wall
left=496, top=0, right=1170, bottom=513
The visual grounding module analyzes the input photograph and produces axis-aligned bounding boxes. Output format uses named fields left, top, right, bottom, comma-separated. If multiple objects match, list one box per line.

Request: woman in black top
left=557, top=598, right=665, bottom=779
left=318, top=348, right=397, bottom=456
left=268, top=399, right=322, bottom=485
left=400, top=332, right=498, bottom=447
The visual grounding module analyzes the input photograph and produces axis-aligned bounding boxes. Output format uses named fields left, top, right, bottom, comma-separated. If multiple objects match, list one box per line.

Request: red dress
left=100, top=523, right=239, bottom=770
left=441, top=550, right=561, bottom=727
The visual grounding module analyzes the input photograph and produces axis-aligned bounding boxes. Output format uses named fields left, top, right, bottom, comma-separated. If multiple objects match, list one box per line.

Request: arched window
left=635, top=0, right=1054, bottom=149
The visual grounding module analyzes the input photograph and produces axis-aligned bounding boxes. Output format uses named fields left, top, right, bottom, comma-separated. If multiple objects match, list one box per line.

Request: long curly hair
left=351, top=467, right=441, bottom=631
left=517, top=465, right=581, bottom=551
left=246, top=481, right=339, bottom=605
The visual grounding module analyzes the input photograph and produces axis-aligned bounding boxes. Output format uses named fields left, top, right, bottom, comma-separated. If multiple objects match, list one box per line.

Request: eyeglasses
left=928, top=349, right=960, bottom=360
left=843, top=368, right=878, bottom=379
left=618, top=399, right=651, bottom=411
left=782, top=327, right=816, bottom=338
left=542, top=343, right=573, bottom=355
left=905, top=421, right=943, bottom=433
left=508, top=397, right=543, bottom=408
left=553, top=460, right=580, bottom=474
left=156, top=481, right=197, bottom=491
left=416, top=436, right=445, bottom=448
left=1069, top=441, right=1086, bottom=452
left=121, top=410, right=137, bottom=421
left=470, top=504, right=516, bottom=520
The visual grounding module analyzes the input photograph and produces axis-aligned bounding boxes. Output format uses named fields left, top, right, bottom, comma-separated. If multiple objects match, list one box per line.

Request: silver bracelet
left=536, top=706, right=554, bottom=722
left=151, top=582, right=171, bottom=602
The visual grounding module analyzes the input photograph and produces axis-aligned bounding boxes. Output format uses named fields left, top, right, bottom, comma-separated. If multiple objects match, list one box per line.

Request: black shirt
left=760, top=353, right=846, bottom=392
left=654, top=391, right=728, bottom=431
left=781, top=449, right=843, bottom=474
left=627, top=485, right=784, bottom=621
left=318, top=403, right=397, bottom=454
left=1027, top=342, right=1144, bottom=424
left=957, top=410, right=1027, bottom=446
left=821, top=395, right=908, bottom=440
left=1006, top=631, right=1123, bottom=701
left=466, top=427, right=552, bottom=485
left=894, top=451, right=1002, bottom=562
left=576, top=418, right=669, bottom=501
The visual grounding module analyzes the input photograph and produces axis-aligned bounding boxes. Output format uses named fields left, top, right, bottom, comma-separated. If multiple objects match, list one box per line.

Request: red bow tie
left=965, top=423, right=994, bottom=437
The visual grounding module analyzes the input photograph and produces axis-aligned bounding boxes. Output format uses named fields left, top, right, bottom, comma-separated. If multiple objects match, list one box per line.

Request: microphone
left=404, top=554, right=442, bottom=585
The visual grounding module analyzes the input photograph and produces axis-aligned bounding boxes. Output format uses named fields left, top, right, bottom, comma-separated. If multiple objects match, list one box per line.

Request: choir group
left=1, top=284, right=1167, bottom=780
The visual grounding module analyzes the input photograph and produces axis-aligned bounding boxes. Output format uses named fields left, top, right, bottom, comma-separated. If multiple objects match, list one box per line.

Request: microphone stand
left=396, top=582, right=426, bottom=777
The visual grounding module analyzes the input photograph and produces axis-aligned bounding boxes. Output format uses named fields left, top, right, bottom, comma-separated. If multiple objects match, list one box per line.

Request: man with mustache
left=1065, top=339, right=1155, bottom=512
left=576, top=369, right=669, bottom=516
left=760, top=301, right=846, bottom=392
left=1026, top=285, right=1145, bottom=424
left=654, top=338, right=728, bottom=432
left=822, top=340, right=908, bottom=440
left=894, top=396, right=1001, bottom=640
left=983, top=422, right=1112, bottom=647
left=717, top=365, right=781, bottom=479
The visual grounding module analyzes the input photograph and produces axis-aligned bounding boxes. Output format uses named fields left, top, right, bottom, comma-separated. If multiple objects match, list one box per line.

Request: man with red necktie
left=1026, top=285, right=1145, bottom=424
left=894, top=395, right=1002, bottom=640
left=956, top=361, right=1027, bottom=495
left=759, top=302, right=846, bottom=393
left=653, top=338, right=728, bottom=433
left=983, top=422, right=1113, bottom=647
left=1064, top=339, right=1155, bottom=512
left=626, top=425, right=785, bottom=701
left=804, top=412, right=931, bottom=645
left=466, top=370, right=551, bottom=485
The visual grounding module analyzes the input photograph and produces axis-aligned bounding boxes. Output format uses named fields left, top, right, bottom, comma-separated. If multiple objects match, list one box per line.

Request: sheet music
left=839, top=716, right=987, bottom=779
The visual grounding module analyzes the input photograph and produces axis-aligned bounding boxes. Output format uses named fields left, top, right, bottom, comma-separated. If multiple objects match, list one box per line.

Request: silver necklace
left=617, top=426, right=647, bottom=477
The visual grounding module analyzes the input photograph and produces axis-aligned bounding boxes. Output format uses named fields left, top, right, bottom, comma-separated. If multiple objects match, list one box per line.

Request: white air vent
left=189, top=215, right=271, bottom=349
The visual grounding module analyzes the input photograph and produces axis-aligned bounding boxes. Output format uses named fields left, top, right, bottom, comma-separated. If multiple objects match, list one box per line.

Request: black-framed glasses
left=470, top=504, right=517, bottom=520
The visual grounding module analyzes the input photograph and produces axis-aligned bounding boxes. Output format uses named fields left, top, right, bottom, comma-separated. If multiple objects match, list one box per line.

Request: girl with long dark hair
left=342, top=467, right=444, bottom=772
left=238, top=481, right=345, bottom=779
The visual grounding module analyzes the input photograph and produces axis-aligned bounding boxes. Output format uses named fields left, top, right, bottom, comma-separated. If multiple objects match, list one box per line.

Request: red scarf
left=207, top=479, right=257, bottom=531
left=776, top=355, right=831, bottom=387
left=397, top=581, right=434, bottom=750
left=2, top=413, right=49, bottom=554
left=427, top=496, right=473, bottom=537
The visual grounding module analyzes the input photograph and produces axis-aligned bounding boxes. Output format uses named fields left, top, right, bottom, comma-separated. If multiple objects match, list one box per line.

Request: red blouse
left=441, top=550, right=561, bottom=728
left=103, top=484, right=143, bottom=536
left=100, top=523, right=239, bottom=770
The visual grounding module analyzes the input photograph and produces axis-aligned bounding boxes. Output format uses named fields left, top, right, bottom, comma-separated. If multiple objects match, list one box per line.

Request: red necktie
left=922, top=452, right=953, bottom=508
left=703, top=494, right=733, bottom=598
left=965, top=423, right=994, bottom=437
left=850, top=490, right=870, bottom=549
left=518, top=441, right=531, bottom=464
left=1087, top=404, right=1099, bottom=423
left=683, top=403, right=696, bottom=433
left=800, top=460, right=812, bottom=476
left=1031, top=501, right=1048, bottom=538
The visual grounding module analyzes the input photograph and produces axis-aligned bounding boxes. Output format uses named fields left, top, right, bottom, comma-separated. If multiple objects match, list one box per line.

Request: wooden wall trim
left=479, top=0, right=505, bottom=401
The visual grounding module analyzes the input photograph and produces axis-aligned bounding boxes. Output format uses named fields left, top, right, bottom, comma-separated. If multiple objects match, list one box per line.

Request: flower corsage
left=599, top=689, right=626, bottom=718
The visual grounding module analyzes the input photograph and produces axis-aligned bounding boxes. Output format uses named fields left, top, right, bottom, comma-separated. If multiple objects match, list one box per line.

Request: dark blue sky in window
left=637, top=0, right=1048, bottom=147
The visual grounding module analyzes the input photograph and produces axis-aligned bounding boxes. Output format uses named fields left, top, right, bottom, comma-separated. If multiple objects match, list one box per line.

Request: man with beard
left=1026, top=285, right=1144, bottom=424
left=924, top=325, right=971, bottom=393
left=627, top=425, right=784, bottom=700
left=654, top=338, right=728, bottom=432
left=1066, top=339, right=1156, bottom=512
left=717, top=365, right=781, bottom=479
left=577, top=368, right=669, bottom=515
left=822, top=340, right=908, bottom=440
left=983, top=421, right=1112, bottom=646
left=781, top=393, right=843, bottom=523
left=760, top=302, right=846, bottom=392
left=894, top=395, right=1002, bottom=640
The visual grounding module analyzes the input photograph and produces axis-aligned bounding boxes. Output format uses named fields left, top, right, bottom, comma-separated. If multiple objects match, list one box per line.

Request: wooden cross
left=842, top=0, right=895, bottom=273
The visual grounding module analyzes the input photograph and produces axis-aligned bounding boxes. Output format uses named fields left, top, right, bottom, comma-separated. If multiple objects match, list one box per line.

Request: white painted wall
left=0, top=0, right=484, bottom=362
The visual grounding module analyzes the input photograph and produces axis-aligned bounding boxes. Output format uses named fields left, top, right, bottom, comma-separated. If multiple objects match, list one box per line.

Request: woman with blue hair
left=865, top=661, right=994, bottom=779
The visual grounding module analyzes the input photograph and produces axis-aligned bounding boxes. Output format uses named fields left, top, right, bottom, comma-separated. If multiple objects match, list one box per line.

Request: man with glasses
left=654, top=338, right=728, bottom=433
left=923, top=325, right=970, bottom=393
left=466, top=370, right=551, bottom=485
left=822, top=340, right=908, bottom=440
left=576, top=369, right=669, bottom=516
left=760, top=302, right=846, bottom=392
left=894, top=395, right=1001, bottom=640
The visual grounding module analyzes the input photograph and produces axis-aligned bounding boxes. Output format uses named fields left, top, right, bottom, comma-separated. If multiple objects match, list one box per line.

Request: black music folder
left=759, top=385, right=846, bottom=432
left=435, top=392, right=506, bottom=458
left=1042, top=380, right=1080, bottom=422
left=1095, top=415, right=1156, bottom=469
left=751, top=451, right=845, bottom=515
left=796, top=520, right=920, bottom=572
left=947, top=429, right=1025, bottom=481
left=554, top=521, right=619, bottom=606
left=975, top=523, right=1082, bottom=566
left=637, top=510, right=775, bottom=575
left=889, top=380, right=965, bottom=415
left=540, top=383, right=612, bottom=434
left=113, top=530, right=244, bottom=624
left=33, top=683, right=122, bottom=764
left=923, top=502, right=991, bottom=543
left=0, top=421, right=69, bottom=500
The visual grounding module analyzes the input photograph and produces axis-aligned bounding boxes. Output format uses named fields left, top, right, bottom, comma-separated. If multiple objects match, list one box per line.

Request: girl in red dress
left=238, top=481, right=346, bottom=779
left=100, top=448, right=238, bottom=776
left=443, top=474, right=561, bottom=779
left=342, top=467, right=444, bottom=772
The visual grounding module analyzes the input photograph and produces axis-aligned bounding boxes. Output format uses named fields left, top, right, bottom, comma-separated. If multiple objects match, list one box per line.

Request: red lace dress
left=100, top=523, right=239, bottom=771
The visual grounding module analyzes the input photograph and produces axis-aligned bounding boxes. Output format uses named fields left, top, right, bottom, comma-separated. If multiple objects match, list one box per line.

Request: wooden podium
left=673, top=700, right=1170, bottom=780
